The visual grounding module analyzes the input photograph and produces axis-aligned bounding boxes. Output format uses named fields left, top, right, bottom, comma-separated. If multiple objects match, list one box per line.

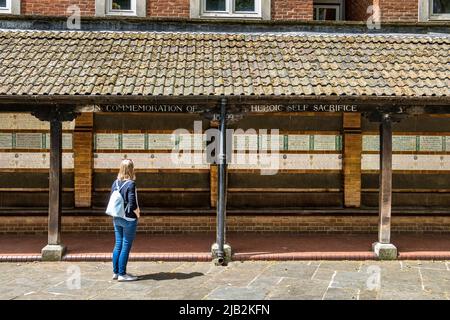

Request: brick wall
left=379, top=0, right=418, bottom=22
left=20, top=0, right=316, bottom=20
left=148, top=0, right=190, bottom=18
left=272, top=0, right=313, bottom=20
left=74, top=113, right=94, bottom=208
left=343, top=113, right=362, bottom=207
left=22, top=0, right=95, bottom=16
left=18, top=0, right=421, bottom=21
left=21, top=0, right=191, bottom=17
left=1, top=215, right=449, bottom=234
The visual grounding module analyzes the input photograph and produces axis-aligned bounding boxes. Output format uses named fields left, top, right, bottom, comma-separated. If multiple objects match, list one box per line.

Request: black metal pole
left=216, top=98, right=228, bottom=264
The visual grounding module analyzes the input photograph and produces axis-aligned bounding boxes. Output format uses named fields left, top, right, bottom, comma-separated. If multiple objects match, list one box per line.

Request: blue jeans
left=112, top=217, right=138, bottom=276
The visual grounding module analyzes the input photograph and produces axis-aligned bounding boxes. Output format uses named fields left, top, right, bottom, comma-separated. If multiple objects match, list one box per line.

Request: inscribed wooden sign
left=122, top=134, right=146, bottom=150
left=313, top=135, right=339, bottom=151
left=287, top=135, right=310, bottom=151
left=0, top=133, right=13, bottom=148
left=148, top=134, right=176, bottom=150
left=363, top=135, right=379, bottom=152
left=15, top=133, right=43, bottom=149
left=95, top=134, right=120, bottom=150
left=419, top=136, right=444, bottom=152
left=393, top=136, right=417, bottom=152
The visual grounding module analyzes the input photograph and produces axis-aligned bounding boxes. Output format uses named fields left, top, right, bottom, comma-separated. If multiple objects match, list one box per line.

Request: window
left=202, top=0, right=261, bottom=17
left=191, top=0, right=271, bottom=19
left=0, top=0, right=20, bottom=14
left=0, top=0, right=10, bottom=13
left=107, top=0, right=136, bottom=15
left=95, top=0, right=146, bottom=17
left=314, top=5, right=340, bottom=21
left=313, top=0, right=344, bottom=21
left=419, top=0, right=450, bottom=21
left=430, top=0, right=450, bottom=19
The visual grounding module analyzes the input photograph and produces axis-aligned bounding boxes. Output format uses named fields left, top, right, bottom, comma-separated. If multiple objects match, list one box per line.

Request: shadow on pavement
left=138, top=272, right=204, bottom=281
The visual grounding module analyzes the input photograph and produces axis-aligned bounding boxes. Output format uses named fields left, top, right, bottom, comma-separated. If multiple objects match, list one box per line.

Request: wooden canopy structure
left=0, top=28, right=449, bottom=262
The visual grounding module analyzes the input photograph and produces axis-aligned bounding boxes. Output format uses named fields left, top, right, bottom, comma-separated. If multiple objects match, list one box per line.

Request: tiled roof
left=0, top=30, right=448, bottom=97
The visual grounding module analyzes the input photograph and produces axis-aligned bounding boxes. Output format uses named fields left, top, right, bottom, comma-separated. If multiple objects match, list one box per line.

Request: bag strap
left=135, top=187, right=139, bottom=208
left=116, top=179, right=131, bottom=192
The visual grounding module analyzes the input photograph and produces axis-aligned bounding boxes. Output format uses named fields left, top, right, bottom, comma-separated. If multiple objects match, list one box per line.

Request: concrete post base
left=41, top=244, right=66, bottom=261
left=372, top=242, right=397, bottom=260
left=211, top=243, right=232, bottom=266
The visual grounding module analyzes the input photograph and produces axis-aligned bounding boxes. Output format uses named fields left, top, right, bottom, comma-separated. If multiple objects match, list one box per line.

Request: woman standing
left=111, top=159, right=140, bottom=282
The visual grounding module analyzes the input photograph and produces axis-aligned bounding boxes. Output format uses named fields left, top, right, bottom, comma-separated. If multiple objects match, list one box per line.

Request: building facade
left=0, top=0, right=447, bottom=21
left=0, top=0, right=449, bottom=261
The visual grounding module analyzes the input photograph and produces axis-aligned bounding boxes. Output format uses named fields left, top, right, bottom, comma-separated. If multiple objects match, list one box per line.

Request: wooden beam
left=228, top=188, right=341, bottom=193
left=379, top=114, right=393, bottom=244
left=1, top=94, right=449, bottom=108
left=95, top=188, right=209, bottom=192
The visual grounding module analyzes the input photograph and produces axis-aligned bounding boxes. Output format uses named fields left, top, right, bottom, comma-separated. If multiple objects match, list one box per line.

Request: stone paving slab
left=266, top=278, right=330, bottom=300
left=322, top=287, right=360, bottom=300
left=0, top=261, right=449, bottom=300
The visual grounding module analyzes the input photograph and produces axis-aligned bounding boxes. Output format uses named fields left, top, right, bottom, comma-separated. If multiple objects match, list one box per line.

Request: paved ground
left=0, top=260, right=449, bottom=300
left=1, top=233, right=450, bottom=261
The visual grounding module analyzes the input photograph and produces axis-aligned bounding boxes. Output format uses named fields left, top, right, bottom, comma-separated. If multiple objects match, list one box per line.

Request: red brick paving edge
left=1, top=252, right=449, bottom=262
left=2, top=251, right=450, bottom=262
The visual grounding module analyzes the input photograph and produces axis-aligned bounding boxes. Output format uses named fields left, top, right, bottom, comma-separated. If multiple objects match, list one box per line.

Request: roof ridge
left=0, top=28, right=449, bottom=41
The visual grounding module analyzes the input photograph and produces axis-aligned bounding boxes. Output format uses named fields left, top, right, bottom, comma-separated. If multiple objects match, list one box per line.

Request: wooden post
left=33, top=107, right=79, bottom=261
left=372, top=113, right=397, bottom=260
left=41, top=117, right=66, bottom=260
left=378, top=114, right=393, bottom=244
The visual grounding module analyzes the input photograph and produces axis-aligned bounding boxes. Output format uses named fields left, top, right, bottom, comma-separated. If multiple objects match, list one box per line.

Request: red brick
left=0, top=215, right=449, bottom=234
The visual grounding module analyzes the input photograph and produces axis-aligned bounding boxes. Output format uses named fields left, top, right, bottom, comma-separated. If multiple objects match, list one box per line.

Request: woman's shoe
left=118, top=274, right=138, bottom=282
left=112, top=273, right=118, bottom=280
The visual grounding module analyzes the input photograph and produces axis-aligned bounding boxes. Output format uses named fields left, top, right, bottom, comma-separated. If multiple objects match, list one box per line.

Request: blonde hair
left=118, top=159, right=136, bottom=181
